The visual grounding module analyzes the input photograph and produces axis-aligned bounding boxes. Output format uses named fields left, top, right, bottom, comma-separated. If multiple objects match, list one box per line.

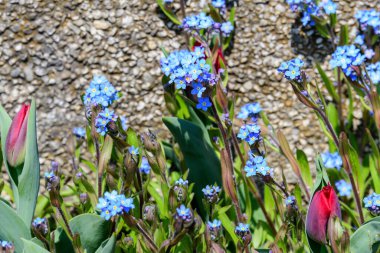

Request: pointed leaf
left=22, top=239, right=50, bottom=253
left=350, top=217, right=380, bottom=253
left=296, top=149, right=313, bottom=188
left=95, top=235, right=116, bottom=253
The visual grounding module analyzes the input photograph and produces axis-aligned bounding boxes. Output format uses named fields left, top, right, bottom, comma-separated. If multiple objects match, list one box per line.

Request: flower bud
left=306, top=184, right=341, bottom=244
left=80, top=193, right=88, bottom=204
left=32, top=217, right=48, bottom=236
left=143, top=204, right=156, bottom=223
left=141, top=132, right=159, bottom=153
left=5, top=104, right=30, bottom=167
left=123, top=152, right=138, bottom=189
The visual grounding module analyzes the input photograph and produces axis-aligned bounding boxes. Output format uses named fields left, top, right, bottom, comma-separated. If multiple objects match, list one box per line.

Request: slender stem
left=57, top=205, right=74, bottom=239
left=210, top=101, right=244, bottom=222
left=348, top=171, right=365, bottom=224
left=246, top=178, right=277, bottom=234
left=337, top=69, right=344, bottom=130
left=272, top=180, right=289, bottom=197
left=316, top=108, right=339, bottom=148
left=136, top=222, right=158, bottom=252
left=94, top=138, right=102, bottom=197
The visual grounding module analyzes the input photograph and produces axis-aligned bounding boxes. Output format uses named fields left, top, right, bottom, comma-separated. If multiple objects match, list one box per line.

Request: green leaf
left=350, top=217, right=380, bottom=253
left=163, top=117, right=222, bottom=218
left=0, top=100, right=40, bottom=227
left=126, top=128, right=139, bottom=147
left=95, top=235, right=116, bottom=253
left=69, top=214, right=112, bottom=253
left=22, top=239, right=50, bottom=253
left=315, top=63, right=339, bottom=103
left=326, top=103, right=340, bottom=135
left=156, top=0, right=181, bottom=25
left=0, top=200, right=31, bottom=252
left=54, top=227, right=74, bottom=253
left=296, top=149, right=313, bottom=188
left=315, top=22, right=330, bottom=38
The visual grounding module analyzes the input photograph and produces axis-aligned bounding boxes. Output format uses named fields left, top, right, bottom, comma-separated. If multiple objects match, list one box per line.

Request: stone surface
left=0, top=0, right=376, bottom=182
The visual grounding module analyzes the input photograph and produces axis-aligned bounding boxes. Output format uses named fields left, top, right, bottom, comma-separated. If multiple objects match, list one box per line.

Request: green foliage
left=350, top=217, right=380, bottom=253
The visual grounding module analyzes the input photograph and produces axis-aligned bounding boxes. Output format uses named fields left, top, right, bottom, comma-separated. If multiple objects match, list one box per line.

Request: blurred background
left=0, top=0, right=376, bottom=175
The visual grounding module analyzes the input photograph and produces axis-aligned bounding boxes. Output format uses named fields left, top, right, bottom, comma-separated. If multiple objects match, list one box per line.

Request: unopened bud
left=80, top=193, right=88, bottom=204
left=123, top=152, right=138, bottom=189
left=32, top=217, right=48, bottom=236
left=141, top=132, right=159, bottom=153
left=143, top=204, right=156, bottom=223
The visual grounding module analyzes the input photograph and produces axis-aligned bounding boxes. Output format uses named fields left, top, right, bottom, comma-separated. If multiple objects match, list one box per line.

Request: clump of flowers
left=355, top=9, right=380, bottom=35
left=237, top=102, right=262, bottom=122
left=285, top=195, right=296, bottom=207
left=244, top=153, right=274, bottom=179
left=176, top=204, right=192, bottom=220
left=329, top=45, right=366, bottom=81
left=97, top=191, right=135, bottom=220
left=0, top=240, right=13, bottom=250
left=278, top=58, right=305, bottom=82
left=237, top=124, right=261, bottom=145
left=182, top=13, right=215, bottom=31
left=83, top=75, right=118, bottom=108
left=139, top=156, right=151, bottom=174
left=211, top=0, right=225, bottom=9
left=221, top=21, right=234, bottom=36
left=335, top=180, right=352, bottom=197
left=32, top=217, right=48, bottom=235
left=363, top=192, right=380, bottom=215
left=202, top=185, right=221, bottom=203
left=286, top=0, right=337, bottom=26
left=128, top=146, right=139, bottom=155
left=73, top=127, right=86, bottom=139
left=367, top=62, right=380, bottom=85
left=95, top=108, right=118, bottom=136
left=207, top=219, right=222, bottom=240
left=175, top=178, right=188, bottom=186
left=321, top=151, right=342, bottom=170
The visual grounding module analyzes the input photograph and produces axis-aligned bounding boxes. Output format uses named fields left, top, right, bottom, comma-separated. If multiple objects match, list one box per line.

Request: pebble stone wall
left=0, top=0, right=378, bottom=180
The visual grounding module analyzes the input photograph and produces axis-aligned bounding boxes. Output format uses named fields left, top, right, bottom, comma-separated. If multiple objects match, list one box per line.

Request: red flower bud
left=5, top=104, right=30, bottom=167
left=306, top=184, right=341, bottom=244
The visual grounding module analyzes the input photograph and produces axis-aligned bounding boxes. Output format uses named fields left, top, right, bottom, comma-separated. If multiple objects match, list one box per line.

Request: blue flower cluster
left=95, top=108, right=118, bottom=136
left=363, top=192, right=380, bottom=215
left=73, top=127, right=86, bottom=139
left=330, top=45, right=365, bottom=81
left=237, top=102, right=262, bottom=122
left=97, top=191, right=135, bottom=220
left=244, top=153, right=274, bottom=178
left=175, top=178, right=188, bottom=186
left=335, top=180, right=352, bottom=197
left=0, top=240, right=13, bottom=250
left=221, top=22, right=234, bottom=36
left=176, top=204, right=192, bottom=220
left=355, top=10, right=380, bottom=35
left=278, top=58, right=304, bottom=81
left=202, top=185, right=221, bottom=203
left=237, top=124, right=261, bottom=145
left=128, top=145, right=139, bottom=155
left=182, top=13, right=214, bottom=31
left=84, top=75, right=118, bottom=108
left=196, top=97, right=212, bottom=111
left=32, top=217, right=48, bottom=234
left=207, top=219, right=222, bottom=230
left=140, top=156, right=151, bottom=174
left=367, top=62, right=380, bottom=85
left=321, top=151, right=342, bottom=170
left=285, top=195, right=296, bottom=207
left=286, top=0, right=337, bottom=26
left=120, top=116, right=128, bottom=131
left=235, top=223, right=250, bottom=237
left=212, top=0, right=225, bottom=9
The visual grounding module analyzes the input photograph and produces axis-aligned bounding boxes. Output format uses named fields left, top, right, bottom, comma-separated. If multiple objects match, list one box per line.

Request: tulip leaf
left=95, top=235, right=116, bottom=253
left=0, top=200, right=31, bottom=252
left=350, top=216, right=380, bottom=253
left=17, top=99, right=40, bottom=226
left=163, top=117, right=222, bottom=219
left=0, top=100, right=40, bottom=227
left=22, top=239, right=50, bottom=253
left=296, top=149, right=313, bottom=188
left=69, top=214, right=113, bottom=253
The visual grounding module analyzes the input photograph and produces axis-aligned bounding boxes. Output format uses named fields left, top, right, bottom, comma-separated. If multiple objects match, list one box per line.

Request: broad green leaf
left=0, top=200, right=31, bottom=252
left=54, top=227, right=75, bottom=253
left=326, top=103, right=340, bottom=135
left=296, top=149, right=313, bottom=188
left=350, top=217, right=380, bottom=253
left=163, top=117, right=222, bottom=218
left=95, top=235, right=116, bottom=253
left=69, top=214, right=112, bottom=253
left=22, top=239, right=49, bottom=253
left=156, top=0, right=181, bottom=25
left=0, top=99, right=40, bottom=227
left=315, top=63, right=339, bottom=103
left=126, top=127, right=139, bottom=147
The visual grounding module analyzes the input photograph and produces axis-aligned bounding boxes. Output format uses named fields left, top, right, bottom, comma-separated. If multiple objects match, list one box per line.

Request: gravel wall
left=0, top=0, right=377, bottom=178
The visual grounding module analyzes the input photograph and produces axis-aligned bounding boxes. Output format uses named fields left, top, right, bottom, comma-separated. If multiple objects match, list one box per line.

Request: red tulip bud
left=306, top=184, right=341, bottom=244
left=5, top=104, right=30, bottom=167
